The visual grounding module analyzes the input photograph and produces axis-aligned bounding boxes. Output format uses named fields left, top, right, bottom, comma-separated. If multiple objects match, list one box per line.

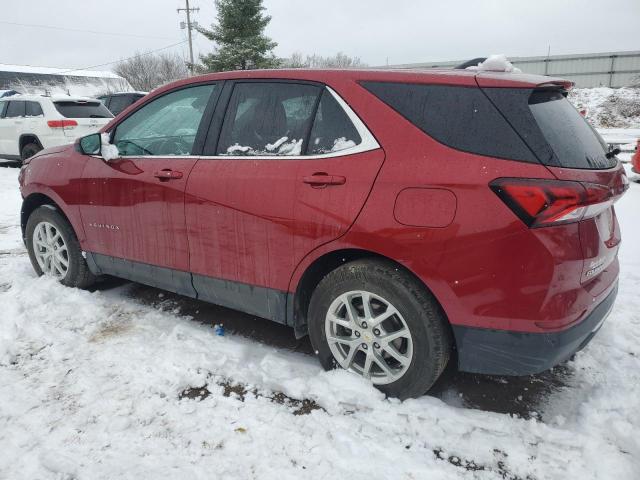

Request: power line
left=55, top=41, right=189, bottom=74
left=0, top=20, right=175, bottom=40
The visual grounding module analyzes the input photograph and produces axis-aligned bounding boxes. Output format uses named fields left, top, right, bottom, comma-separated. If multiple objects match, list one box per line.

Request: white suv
left=0, top=94, right=113, bottom=162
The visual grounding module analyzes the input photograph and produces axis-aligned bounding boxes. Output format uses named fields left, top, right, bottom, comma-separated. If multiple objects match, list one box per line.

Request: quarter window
left=0, top=101, right=7, bottom=118
left=113, top=84, right=216, bottom=156
left=308, top=90, right=362, bottom=154
left=217, top=82, right=321, bottom=156
left=361, top=81, right=536, bottom=163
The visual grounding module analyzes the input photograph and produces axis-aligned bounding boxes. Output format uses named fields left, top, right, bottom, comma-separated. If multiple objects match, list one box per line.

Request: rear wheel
left=308, top=259, right=452, bottom=400
left=26, top=206, right=96, bottom=288
left=21, top=142, right=42, bottom=161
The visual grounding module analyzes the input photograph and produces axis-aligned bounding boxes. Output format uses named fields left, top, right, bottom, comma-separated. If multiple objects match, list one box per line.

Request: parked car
left=632, top=139, right=640, bottom=174
left=0, top=89, right=20, bottom=98
left=97, top=92, right=147, bottom=116
left=0, top=94, right=112, bottom=161
left=18, top=69, right=628, bottom=399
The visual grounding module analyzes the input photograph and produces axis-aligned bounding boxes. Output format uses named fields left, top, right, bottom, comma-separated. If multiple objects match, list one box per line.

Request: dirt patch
left=179, top=386, right=211, bottom=401
left=432, top=447, right=536, bottom=480
left=89, top=321, right=132, bottom=342
left=179, top=379, right=323, bottom=416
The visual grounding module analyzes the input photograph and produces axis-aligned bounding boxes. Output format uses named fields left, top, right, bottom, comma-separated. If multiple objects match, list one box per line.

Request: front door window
left=113, top=84, right=216, bottom=156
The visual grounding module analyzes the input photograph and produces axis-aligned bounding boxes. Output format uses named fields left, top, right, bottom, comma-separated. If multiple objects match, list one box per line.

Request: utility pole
left=177, top=0, right=200, bottom=74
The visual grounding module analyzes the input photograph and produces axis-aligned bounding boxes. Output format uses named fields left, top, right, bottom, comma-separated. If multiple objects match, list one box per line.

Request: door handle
left=154, top=169, right=183, bottom=180
left=302, top=173, right=346, bottom=186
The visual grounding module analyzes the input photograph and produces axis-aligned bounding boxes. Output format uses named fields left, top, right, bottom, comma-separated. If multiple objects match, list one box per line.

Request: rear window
left=108, top=95, right=141, bottom=116
left=528, top=90, right=614, bottom=169
left=26, top=101, right=43, bottom=117
left=53, top=101, right=113, bottom=119
left=361, top=81, right=537, bottom=163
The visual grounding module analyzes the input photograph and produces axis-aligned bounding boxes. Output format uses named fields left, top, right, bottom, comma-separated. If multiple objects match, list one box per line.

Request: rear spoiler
left=475, top=73, right=574, bottom=91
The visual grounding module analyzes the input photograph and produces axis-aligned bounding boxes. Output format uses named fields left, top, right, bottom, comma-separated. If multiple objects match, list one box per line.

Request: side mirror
left=78, top=133, right=101, bottom=155
left=78, top=132, right=120, bottom=160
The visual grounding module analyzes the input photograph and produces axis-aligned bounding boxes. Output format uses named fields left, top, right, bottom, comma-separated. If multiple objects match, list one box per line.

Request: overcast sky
left=1, top=0, right=638, bottom=72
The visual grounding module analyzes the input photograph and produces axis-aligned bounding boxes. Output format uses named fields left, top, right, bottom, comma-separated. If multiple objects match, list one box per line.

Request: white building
left=0, top=64, right=132, bottom=98
left=386, top=50, right=640, bottom=88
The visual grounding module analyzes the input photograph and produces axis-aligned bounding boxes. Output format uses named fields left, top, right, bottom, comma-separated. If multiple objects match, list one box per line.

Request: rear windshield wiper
left=605, top=147, right=621, bottom=159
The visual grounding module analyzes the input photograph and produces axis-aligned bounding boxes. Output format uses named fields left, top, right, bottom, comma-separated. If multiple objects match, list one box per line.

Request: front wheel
left=308, top=259, right=452, bottom=400
left=26, top=205, right=96, bottom=288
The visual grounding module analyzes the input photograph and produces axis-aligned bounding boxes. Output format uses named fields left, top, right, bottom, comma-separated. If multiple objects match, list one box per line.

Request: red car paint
left=19, top=68, right=626, bottom=373
left=632, top=138, right=640, bottom=173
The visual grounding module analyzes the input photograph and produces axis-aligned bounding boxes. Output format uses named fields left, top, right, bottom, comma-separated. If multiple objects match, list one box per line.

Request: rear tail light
left=47, top=119, right=78, bottom=129
left=490, top=178, right=627, bottom=228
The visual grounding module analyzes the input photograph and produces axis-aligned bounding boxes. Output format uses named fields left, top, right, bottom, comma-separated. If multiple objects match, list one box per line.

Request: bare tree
left=114, top=52, right=189, bottom=91
left=282, top=52, right=366, bottom=69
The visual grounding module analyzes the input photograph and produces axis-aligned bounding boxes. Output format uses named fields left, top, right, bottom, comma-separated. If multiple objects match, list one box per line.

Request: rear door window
left=361, top=82, right=537, bottom=163
left=5, top=101, right=26, bottom=118
left=528, top=90, right=614, bottom=169
left=26, top=101, right=43, bottom=117
left=53, top=101, right=113, bottom=119
left=217, top=82, right=321, bottom=156
left=0, top=101, right=7, bottom=118
left=308, top=90, right=362, bottom=154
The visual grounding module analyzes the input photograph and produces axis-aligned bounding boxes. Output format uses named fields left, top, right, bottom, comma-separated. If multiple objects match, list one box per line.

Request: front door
left=185, top=82, right=384, bottom=320
left=79, top=83, right=218, bottom=292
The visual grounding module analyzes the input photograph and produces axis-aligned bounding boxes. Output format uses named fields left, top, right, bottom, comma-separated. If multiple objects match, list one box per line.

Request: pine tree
left=198, top=0, right=279, bottom=72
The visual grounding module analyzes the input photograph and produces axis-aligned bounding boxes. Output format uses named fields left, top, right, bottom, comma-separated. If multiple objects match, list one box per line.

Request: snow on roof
left=0, top=63, right=122, bottom=79
left=465, top=54, right=522, bottom=73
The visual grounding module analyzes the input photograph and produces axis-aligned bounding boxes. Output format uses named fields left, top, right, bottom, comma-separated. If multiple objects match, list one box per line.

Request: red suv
left=18, top=69, right=628, bottom=399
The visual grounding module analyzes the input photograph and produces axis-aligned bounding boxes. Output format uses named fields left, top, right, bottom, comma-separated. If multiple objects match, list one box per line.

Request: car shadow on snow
left=0, top=159, right=21, bottom=169
left=93, top=277, right=572, bottom=419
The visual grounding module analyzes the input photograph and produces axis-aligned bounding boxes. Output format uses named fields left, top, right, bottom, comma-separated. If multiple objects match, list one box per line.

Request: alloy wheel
left=32, top=221, right=69, bottom=280
left=325, top=290, right=413, bottom=385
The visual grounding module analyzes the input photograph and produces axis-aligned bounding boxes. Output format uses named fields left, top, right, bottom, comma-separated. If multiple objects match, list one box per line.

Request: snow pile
left=569, top=87, right=640, bottom=129
left=466, top=54, right=522, bottom=73
left=226, top=138, right=303, bottom=156
left=0, top=163, right=639, bottom=478
left=331, top=137, right=357, bottom=152
left=100, top=133, right=120, bottom=161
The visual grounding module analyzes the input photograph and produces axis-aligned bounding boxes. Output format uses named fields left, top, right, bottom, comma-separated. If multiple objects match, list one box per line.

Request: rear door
left=185, top=81, right=384, bottom=317
left=80, top=83, right=219, bottom=292
left=52, top=99, right=114, bottom=137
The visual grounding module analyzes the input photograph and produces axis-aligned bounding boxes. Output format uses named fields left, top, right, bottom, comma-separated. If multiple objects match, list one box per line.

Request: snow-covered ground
left=0, top=158, right=639, bottom=479
left=569, top=87, right=640, bottom=130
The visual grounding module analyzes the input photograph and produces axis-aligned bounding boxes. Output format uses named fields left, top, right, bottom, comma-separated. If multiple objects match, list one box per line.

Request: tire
left=26, top=205, right=96, bottom=289
left=308, top=259, right=452, bottom=400
left=21, top=142, right=42, bottom=162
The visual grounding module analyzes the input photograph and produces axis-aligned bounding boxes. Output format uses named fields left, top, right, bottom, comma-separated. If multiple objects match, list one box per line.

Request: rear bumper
left=453, top=282, right=618, bottom=375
